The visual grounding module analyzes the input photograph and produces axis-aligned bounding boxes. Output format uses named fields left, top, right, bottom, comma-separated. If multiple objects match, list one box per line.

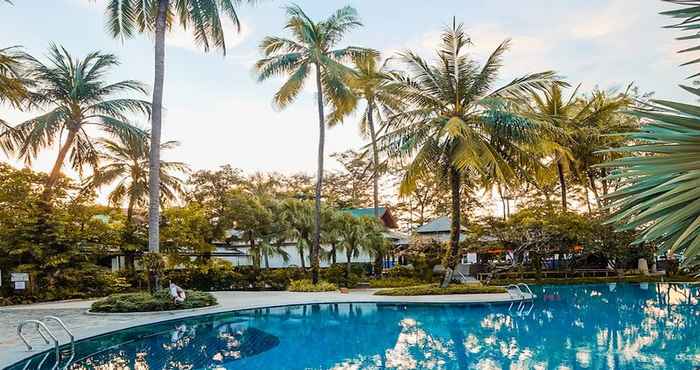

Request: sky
left=0, top=0, right=697, bottom=181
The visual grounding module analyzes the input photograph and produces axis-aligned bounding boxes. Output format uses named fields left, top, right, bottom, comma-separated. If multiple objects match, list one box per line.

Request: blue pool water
left=7, top=283, right=700, bottom=370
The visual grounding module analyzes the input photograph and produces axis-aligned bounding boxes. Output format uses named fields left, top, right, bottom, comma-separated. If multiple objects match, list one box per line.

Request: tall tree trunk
left=367, top=101, right=383, bottom=277
left=298, top=237, right=306, bottom=269
left=330, top=243, right=337, bottom=264
left=584, top=185, right=592, bottom=214
left=124, top=194, right=137, bottom=272
left=441, top=168, right=461, bottom=288
left=146, top=0, right=168, bottom=292
left=44, top=127, right=79, bottom=196
left=556, top=160, right=567, bottom=211
left=588, top=171, right=603, bottom=209
left=264, top=251, right=269, bottom=269
left=311, top=63, right=325, bottom=284
left=345, top=246, right=353, bottom=285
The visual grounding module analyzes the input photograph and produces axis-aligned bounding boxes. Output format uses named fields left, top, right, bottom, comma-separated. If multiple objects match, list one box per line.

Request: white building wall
left=219, top=244, right=373, bottom=268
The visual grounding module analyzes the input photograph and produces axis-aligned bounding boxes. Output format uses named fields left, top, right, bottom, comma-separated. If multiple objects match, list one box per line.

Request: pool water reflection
left=8, top=283, right=700, bottom=370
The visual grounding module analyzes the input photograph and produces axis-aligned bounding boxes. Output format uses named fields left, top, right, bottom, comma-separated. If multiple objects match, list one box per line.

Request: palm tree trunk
left=556, top=160, right=567, bottom=211
left=588, top=171, right=603, bottom=209
left=331, top=243, right=337, bottom=264
left=367, top=101, right=383, bottom=277
left=298, top=239, right=306, bottom=269
left=146, top=0, right=169, bottom=292
left=311, top=63, right=325, bottom=284
left=125, top=193, right=137, bottom=272
left=264, top=251, right=269, bottom=269
left=345, top=246, right=353, bottom=285
left=441, top=167, right=461, bottom=288
left=44, top=127, right=79, bottom=195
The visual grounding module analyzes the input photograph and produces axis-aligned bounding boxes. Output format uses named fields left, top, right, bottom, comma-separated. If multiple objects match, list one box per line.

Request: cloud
left=570, top=0, right=638, bottom=39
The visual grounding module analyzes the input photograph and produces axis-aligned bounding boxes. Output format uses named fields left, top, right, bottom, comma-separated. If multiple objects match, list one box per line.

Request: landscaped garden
left=2, top=0, right=700, bottom=368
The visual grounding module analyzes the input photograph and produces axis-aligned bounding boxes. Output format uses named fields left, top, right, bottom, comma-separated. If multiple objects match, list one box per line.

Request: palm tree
left=331, top=55, right=403, bottom=275
left=383, top=21, right=563, bottom=287
left=5, top=45, right=150, bottom=195
left=255, top=5, right=376, bottom=283
left=83, top=132, right=188, bottom=226
left=524, top=85, right=631, bottom=210
left=83, top=131, right=187, bottom=271
left=0, top=46, right=30, bottom=152
left=280, top=198, right=315, bottom=269
left=98, top=0, right=255, bottom=256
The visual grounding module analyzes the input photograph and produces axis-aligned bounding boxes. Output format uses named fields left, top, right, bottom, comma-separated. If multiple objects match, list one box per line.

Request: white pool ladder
left=505, top=283, right=535, bottom=315
left=17, top=316, right=75, bottom=370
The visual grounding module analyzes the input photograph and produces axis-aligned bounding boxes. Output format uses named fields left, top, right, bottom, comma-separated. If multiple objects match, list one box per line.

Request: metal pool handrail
left=17, top=319, right=60, bottom=369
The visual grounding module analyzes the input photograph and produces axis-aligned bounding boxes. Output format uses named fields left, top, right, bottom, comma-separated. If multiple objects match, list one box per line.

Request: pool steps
left=16, top=316, right=74, bottom=370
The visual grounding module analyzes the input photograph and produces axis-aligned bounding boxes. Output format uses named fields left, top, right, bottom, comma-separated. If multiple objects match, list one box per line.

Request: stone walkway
left=0, top=289, right=519, bottom=368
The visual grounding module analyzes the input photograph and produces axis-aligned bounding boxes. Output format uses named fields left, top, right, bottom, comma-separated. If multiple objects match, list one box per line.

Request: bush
left=369, top=277, right=426, bottom=288
left=487, top=275, right=699, bottom=286
left=385, top=266, right=416, bottom=279
left=321, top=264, right=360, bottom=288
left=374, top=284, right=506, bottom=296
left=90, top=290, right=217, bottom=313
left=288, top=279, right=337, bottom=292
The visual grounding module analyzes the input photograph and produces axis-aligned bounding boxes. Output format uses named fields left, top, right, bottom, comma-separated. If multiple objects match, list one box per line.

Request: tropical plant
left=98, top=0, right=255, bottom=257
left=254, top=5, right=376, bottom=283
left=383, top=20, right=563, bottom=287
left=3, top=45, right=150, bottom=195
left=602, top=93, right=700, bottom=271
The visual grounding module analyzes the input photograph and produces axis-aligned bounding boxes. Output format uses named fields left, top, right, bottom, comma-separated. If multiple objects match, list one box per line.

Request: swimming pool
left=6, top=283, right=700, bottom=370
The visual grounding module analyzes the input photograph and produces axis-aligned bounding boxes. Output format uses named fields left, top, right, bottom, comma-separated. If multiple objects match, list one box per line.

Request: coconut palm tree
left=330, top=55, right=403, bottom=275
left=98, top=0, right=255, bottom=256
left=383, top=21, right=563, bottom=287
left=255, top=5, right=376, bottom=283
left=83, top=131, right=188, bottom=226
left=4, top=45, right=150, bottom=195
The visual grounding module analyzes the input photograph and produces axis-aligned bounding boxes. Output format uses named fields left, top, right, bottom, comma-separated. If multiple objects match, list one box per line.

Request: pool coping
left=3, top=291, right=527, bottom=369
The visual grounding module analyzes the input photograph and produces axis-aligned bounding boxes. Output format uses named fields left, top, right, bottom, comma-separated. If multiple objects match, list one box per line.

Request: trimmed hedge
left=374, top=284, right=506, bottom=296
left=90, top=290, right=217, bottom=313
left=369, top=278, right=427, bottom=288
left=486, top=275, right=699, bottom=287
left=288, top=279, right=337, bottom=292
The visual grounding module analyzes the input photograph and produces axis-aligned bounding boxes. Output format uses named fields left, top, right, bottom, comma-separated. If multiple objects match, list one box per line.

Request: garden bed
left=374, top=284, right=506, bottom=296
left=90, top=290, right=217, bottom=313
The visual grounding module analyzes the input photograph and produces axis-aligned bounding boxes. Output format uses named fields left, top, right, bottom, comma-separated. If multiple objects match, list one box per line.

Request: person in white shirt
left=169, top=281, right=186, bottom=303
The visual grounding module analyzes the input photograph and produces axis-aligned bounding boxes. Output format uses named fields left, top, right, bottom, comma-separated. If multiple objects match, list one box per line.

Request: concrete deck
left=0, top=289, right=519, bottom=368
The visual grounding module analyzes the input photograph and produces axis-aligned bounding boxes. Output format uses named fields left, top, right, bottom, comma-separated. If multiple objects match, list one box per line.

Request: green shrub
left=90, top=290, right=217, bottom=313
left=369, top=278, right=426, bottom=288
left=288, top=279, right=337, bottom=292
left=321, top=264, right=360, bottom=288
left=487, top=275, right=699, bottom=286
left=385, top=266, right=416, bottom=279
left=374, top=284, right=506, bottom=296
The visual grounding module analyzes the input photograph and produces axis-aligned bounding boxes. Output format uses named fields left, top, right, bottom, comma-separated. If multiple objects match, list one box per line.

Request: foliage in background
left=288, top=279, right=337, bottom=292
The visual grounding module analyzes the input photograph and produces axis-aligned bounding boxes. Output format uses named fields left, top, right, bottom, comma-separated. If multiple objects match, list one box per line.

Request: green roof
left=343, top=207, right=387, bottom=218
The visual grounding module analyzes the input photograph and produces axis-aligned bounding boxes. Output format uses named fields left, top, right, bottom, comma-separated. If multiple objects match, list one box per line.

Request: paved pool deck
left=0, top=289, right=521, bottom=368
